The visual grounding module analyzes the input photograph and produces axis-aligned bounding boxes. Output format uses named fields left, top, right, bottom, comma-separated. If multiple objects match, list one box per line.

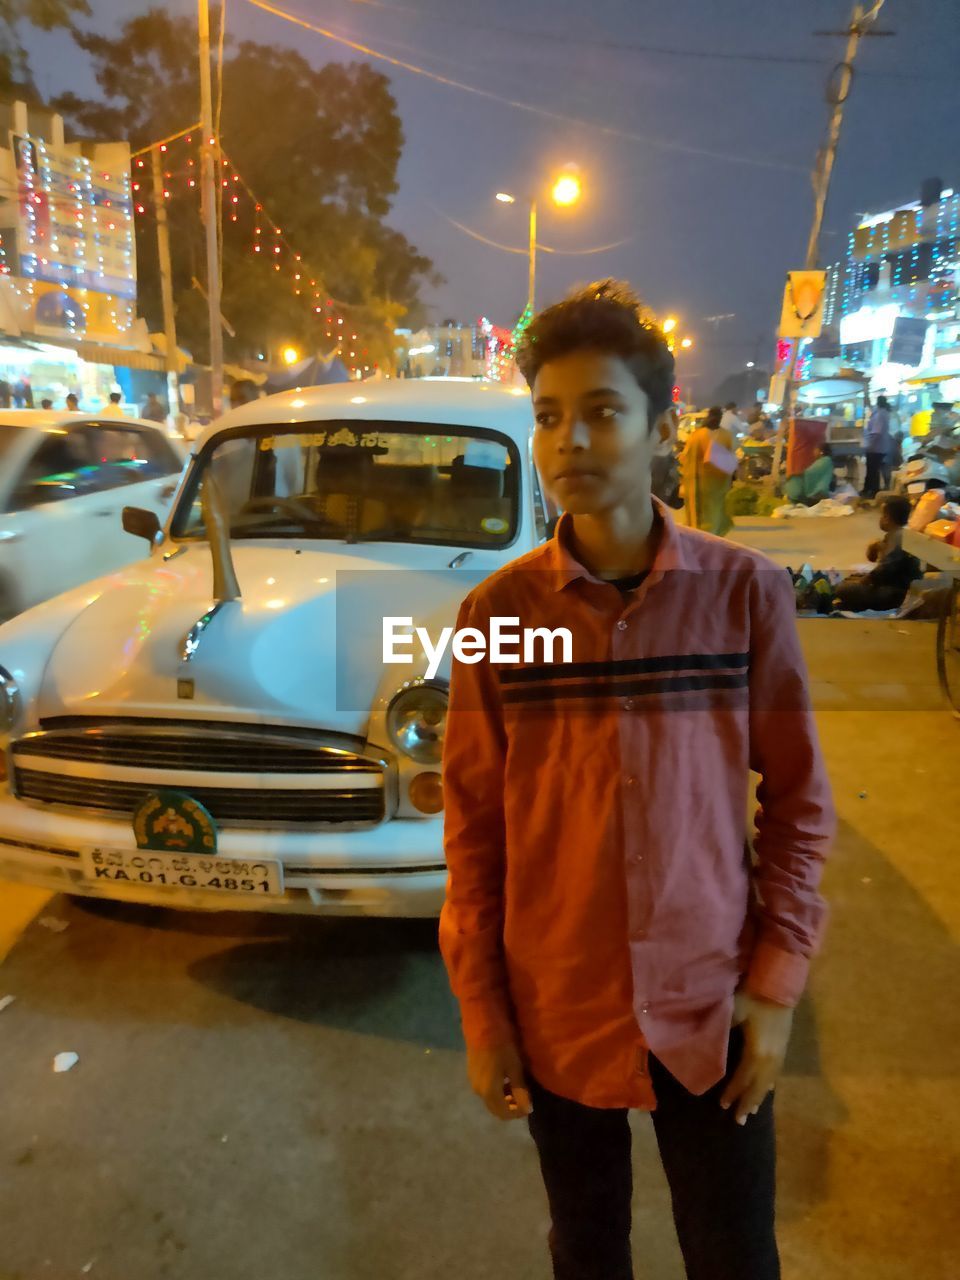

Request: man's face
left=532, top=350, right=660, bottom=517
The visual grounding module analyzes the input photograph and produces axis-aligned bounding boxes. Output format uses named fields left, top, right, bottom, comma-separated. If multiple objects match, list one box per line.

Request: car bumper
left=0, top=793, right=447, bottom=918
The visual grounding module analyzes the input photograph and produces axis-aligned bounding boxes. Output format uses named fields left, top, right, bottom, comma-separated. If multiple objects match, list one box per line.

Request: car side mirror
left=122, top=506, right=161, bottom=543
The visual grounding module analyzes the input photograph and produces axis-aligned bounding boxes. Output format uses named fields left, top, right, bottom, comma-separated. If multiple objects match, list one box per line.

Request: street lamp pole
left=528, top=200, right=538, bottom=313
left=198, top=0, right=224, bottom=417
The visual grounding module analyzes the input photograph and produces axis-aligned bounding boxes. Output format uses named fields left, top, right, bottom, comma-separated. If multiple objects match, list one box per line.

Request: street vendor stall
left=795, top=373, right=868, bottom=487
left=903, top=529, right=960, bottom=716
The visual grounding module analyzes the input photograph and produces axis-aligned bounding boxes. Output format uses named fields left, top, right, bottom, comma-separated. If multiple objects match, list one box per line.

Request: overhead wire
left=341, top=0, right=936, bottom=81
left=245, top=0, right=808, bottom=174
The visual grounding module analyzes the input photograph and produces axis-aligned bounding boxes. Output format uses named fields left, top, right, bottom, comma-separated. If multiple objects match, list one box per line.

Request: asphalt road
left=0, top=516, right=957, bottom=1279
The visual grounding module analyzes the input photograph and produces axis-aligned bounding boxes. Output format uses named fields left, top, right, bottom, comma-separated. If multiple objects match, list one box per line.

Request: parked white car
left=0, top=381, right=546, bottom=917
left=0, top=410, right=184, bottom=620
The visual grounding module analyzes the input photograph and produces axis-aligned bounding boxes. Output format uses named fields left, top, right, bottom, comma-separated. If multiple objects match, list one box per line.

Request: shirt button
left=623, top=698, right=635, bottom=711
left=639, top=1002, right=649, bottom=1015
left=625, top=775, right=637, bottom=787
left=616, top=619, right=628, bottom=631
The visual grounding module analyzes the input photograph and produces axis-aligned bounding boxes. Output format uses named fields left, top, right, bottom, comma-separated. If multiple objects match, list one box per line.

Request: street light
left=282, top=345, right=300, bottom=366
left=551, top=173, right=582, bottom=208
left=496, top=166, right=583, bottom=312
left=662, top=317, right=678, bottom=335
left=681, top=337, right=694, bottom=350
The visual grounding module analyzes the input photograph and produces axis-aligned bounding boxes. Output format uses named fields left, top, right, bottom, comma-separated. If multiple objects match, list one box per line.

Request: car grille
left=14, top=729, right=377, bottom=775
left=12, top=722, right=390, bottom=829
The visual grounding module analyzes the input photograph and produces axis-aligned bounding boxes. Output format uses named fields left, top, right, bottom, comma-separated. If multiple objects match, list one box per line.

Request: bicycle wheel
left=935, top=580, right=960, bottom=718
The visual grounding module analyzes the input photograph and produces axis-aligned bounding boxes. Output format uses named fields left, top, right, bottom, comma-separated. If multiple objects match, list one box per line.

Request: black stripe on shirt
left=497, top=651, right=750, bottom=686
left=500, top=671, right=750, bottom=705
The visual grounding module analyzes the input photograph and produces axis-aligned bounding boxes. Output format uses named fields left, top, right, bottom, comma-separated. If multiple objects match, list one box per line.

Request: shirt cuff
left=456, top=994, right=518, bottom=1051
left=744, top=938, right=810, bottom=1007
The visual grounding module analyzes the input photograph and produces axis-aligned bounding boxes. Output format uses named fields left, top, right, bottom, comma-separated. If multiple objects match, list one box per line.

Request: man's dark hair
left=876, top=394, right=890, bottom=410
left=705, top=406, right=723, bottom=430
left=109, top=392, right=121, bottom=404
left=40, top=398, right=53, bottom=409
left=725, top=401, right=737, bottom=411
left=515, top=279, right=675, bottom=421
left=882, top=495, right=911, bottom=527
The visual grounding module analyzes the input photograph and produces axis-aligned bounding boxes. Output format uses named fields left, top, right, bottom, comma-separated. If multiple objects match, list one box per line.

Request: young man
left=440, top=281, right=834, bottom=1280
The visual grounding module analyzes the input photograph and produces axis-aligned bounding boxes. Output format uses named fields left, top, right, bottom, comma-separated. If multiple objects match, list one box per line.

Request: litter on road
left=53, top=1052, right=79, bottom=1073
left=0, top=994, right=15, bottom=1013
left=38, top=917, right=70, bottom=933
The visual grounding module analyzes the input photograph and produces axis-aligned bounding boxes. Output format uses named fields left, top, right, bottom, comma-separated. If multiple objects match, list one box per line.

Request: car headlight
left=0, top=665, right=21, bottom=734
left=386, top=682, right=447, bottom=764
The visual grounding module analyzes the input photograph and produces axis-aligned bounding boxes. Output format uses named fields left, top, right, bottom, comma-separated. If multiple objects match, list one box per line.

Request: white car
left=0, top=410, right=184, bottom=620
left=0, top=381, right=546, bottom=917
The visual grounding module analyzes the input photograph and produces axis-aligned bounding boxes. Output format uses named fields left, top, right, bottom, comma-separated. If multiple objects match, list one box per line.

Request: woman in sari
left=681, top=404, right=735, bottom=536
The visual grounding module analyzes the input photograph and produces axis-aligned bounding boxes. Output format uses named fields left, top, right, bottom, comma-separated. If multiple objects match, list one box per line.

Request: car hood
left=38, top=542, right=487, bottom=735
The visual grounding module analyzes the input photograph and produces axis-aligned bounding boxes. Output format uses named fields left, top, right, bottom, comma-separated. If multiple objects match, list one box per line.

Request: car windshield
left=171, top=421, right=520, bottom=548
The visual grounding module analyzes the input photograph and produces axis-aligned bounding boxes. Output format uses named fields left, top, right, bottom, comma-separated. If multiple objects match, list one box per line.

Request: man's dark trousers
left=526, top=1026, right=780, bottom=1280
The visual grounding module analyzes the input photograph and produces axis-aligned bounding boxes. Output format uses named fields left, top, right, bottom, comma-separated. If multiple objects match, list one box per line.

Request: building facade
left=814, top=178, right=960, bottom=412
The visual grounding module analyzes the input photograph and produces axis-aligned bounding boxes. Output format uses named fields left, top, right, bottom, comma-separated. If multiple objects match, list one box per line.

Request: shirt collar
left=546, top=497, right=688, bottom=593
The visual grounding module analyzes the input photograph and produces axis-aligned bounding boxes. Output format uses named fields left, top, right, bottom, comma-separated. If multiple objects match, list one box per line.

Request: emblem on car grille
left=134, top=791, right=218, bottom=854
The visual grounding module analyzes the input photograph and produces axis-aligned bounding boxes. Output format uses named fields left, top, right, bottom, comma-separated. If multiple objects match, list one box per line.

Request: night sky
left=22, top=0, right=960, bottom=394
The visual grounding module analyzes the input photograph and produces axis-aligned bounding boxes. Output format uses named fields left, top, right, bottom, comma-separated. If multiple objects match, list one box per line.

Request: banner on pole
left=778, top=271, right=827, bottom=339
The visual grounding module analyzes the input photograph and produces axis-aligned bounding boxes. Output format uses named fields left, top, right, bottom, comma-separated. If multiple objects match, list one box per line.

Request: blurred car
left=0, top=411, right=184, bottom=620
left=0, top=380, right=547, bottom=918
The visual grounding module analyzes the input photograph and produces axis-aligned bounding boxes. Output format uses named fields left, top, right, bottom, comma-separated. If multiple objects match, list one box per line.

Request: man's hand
left=467, top=1042, right=532, bottom=1121
left=720, top=990, right=794, bottom=1126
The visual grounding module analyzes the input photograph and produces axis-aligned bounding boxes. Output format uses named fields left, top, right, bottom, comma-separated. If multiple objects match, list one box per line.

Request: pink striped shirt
left=440, top=501, right=834, bottom=1109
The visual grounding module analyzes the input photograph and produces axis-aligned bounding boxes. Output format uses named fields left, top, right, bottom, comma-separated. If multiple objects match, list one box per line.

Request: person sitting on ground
left=833, top=495, right=921, bottom=613
left=783, top=443, right=835, bottom=506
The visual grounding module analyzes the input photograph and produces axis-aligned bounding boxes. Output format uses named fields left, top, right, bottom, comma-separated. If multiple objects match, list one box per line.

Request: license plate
left=80, top=848, right=284, bottom=896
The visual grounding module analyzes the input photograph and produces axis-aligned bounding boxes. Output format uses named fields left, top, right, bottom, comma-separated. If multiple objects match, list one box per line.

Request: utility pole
left=770, top=0, right=892, bottom=483
left=151, top=146, right=180, bottom=419
left=198, top=0, right=224, bottom=417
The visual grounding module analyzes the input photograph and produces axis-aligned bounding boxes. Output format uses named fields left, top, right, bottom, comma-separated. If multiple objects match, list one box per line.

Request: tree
left=0, top=0, right=89, bottom=100
left=55, top=8, right=439, bottom=366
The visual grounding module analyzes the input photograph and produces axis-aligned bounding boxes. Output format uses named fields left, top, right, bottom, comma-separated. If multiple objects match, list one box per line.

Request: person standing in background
left=681, top=405, right=736, bottom=536
left=650, top=404, right=679, bottom=506
left=720, top=401, right=747, bottom=444
left=101, top=392, right=125, bottom=418
left=65, top=393, right=79, bottom=412
left=141, top=393, right=167, bottom=423
left=862, top=394, right=892, bottom=499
